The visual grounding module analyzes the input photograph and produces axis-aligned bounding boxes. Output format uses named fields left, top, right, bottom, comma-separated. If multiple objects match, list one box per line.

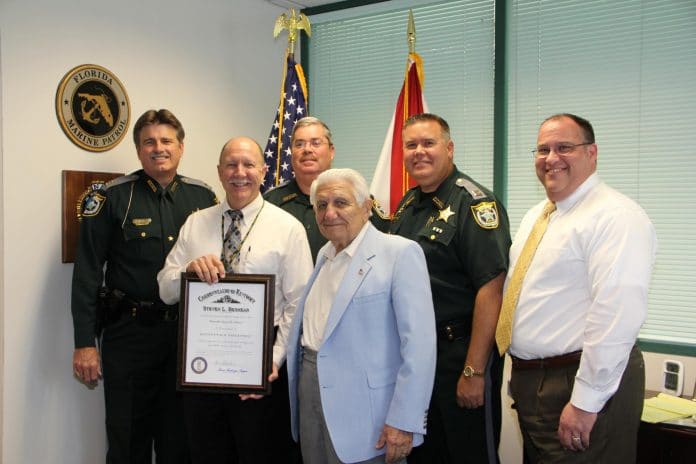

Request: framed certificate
left=177, top=273, right=275, bottom=394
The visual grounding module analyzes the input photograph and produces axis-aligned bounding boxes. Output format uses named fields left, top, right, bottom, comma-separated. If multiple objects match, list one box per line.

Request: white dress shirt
left=301, top=222, right=370, bottom=351
left=158, top=194, right=313, bottom=366
left=507, top=174, right=657, bottom=412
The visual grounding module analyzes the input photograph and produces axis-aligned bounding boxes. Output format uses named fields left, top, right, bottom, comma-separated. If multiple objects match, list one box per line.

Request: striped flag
left=370, top=53, right=428, bottom=216
left=261, top=52, right=308, bottom=192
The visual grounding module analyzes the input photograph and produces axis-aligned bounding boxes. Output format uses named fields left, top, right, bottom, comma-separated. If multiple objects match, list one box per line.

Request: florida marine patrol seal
left=56, top=64, right=131, bottom=152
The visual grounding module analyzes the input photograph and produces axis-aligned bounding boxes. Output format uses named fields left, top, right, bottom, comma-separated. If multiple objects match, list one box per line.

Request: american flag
left=261, top=53, right=308, bottom=192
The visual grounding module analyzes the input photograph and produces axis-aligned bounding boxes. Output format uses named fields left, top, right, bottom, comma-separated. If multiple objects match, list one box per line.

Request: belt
left=511, top=350, right=582, bottom=370
left=436, top=320, right=471, bottom=342
left=120, top=298, right=179, bottom=322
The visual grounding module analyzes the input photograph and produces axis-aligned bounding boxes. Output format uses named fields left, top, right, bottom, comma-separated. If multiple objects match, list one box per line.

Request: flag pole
left=262, top=9, right=311, bottom=191
left=370, top=9, right=428, bottom=216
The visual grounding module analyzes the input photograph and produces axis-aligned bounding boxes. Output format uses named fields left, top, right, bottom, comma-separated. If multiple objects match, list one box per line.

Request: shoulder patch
left=179, top=176, right=215, bottom=192
left=105, top=174, right=138, bottom=190
left=371, top=196, right=390, bottom=220
left=80, top=190, right=106, bottom=217
left=471, top=201, right=500, bottom=229
left=456, top=177, right=487, bottom=200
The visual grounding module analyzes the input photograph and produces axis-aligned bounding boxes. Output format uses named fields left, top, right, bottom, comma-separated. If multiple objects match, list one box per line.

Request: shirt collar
left=322, top=221, right=371, bottom=261
left=555, top=173, right=600, bottom=212
left=414, top=165, right=459, bottom=209
left=223, top=194, right=263, bottom=223
left=138, top=170, right=181, bottom=199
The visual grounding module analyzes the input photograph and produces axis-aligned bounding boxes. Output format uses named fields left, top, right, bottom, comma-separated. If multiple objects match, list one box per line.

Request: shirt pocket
left=122, top=222, right=162, bottom=256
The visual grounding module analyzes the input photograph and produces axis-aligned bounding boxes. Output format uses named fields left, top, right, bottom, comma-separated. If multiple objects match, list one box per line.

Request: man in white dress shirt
left=500, top=114, right=657, bottom=462
left=158, top=136, right=313, bottom=463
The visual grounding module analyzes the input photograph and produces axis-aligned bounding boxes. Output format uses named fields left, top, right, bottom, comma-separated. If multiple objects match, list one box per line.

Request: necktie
left=222, top=209, right=243, bottom=272
left=495, top=201, right=556, bottom=355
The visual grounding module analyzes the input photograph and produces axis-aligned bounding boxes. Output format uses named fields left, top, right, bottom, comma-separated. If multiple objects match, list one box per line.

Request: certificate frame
left=177, top=272, right=275, bottom=394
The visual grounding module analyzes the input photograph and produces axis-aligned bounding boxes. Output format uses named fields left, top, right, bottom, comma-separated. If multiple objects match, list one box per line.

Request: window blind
left=507, top=0, right=696, bottom=345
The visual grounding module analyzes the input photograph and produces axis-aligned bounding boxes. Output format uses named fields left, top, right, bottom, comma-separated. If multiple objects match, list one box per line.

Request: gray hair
left=291, top=116, right=333, bottom=146
left=310, top=168, right=370, bottom=206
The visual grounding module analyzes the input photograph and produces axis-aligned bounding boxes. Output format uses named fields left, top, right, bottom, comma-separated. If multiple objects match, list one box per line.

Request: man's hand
left=73, top=347, right=101, bottom=386
left=239, top=363, right=279, bottom=401
left=375, top=424, right=413, bottom=463
left=186, top=254, right=226, bottom=283
left=456, top=373, right=484, bottom=408
left=558, top=402, right=597, bottom=452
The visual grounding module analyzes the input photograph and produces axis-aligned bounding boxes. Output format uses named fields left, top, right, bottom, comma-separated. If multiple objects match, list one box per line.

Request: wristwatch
left=462, top=365, right=483, bottom=378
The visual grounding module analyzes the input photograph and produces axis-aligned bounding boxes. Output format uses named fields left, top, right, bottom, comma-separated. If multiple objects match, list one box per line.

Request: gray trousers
left=299, top=349, right=406, bottom=464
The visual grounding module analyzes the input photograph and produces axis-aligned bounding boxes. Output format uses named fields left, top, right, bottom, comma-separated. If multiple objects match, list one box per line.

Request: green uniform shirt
left=264, top=178, right=391, bottom=262
left=71, top=169, right=217, bottom=348
left=390, top=166, right=511, bottom=325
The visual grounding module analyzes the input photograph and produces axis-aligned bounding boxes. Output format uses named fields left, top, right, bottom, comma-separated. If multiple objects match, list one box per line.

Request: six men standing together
left=71, top=109, right=655, bottom=464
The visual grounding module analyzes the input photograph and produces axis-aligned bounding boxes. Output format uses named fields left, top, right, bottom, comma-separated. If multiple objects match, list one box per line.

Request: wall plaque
left=56, top=64, right=130, bottom=152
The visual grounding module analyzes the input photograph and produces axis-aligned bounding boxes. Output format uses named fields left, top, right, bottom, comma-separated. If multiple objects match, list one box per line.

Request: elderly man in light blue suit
left=286, top=168, right=437, bottom=464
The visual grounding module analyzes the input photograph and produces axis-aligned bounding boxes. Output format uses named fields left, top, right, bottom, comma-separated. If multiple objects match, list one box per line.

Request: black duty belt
left=119, top=294, right=179, bottom=322
left=436, top=320, right=471, bottom=342
left=511, top=350, right=582, bottom=370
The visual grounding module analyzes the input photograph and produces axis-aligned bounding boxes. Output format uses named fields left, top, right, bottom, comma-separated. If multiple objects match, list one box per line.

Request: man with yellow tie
left=496, top=113, right=657, bottom=463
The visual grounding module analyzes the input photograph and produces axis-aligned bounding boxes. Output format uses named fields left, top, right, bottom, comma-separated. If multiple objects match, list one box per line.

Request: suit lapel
left=321, top=226, right=377, bottom=342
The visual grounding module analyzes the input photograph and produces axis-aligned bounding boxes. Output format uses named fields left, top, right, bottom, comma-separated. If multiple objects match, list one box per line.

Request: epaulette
left=104, top=174, right=138, bottom=190
left=180, top=176, right=215, bottom=192
left=455, top=177, right=487, bottom=200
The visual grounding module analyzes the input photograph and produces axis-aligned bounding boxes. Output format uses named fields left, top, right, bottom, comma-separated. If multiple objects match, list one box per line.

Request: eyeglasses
left=292, top=138, right=328, bottom=150
left=532, top=142, right=593, bottom=158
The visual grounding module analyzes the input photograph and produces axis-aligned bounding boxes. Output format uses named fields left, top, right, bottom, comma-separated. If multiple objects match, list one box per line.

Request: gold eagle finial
left=273, top=8, right=311, bottom=56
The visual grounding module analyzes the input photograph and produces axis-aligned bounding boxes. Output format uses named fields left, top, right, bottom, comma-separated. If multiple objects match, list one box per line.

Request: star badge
left=438, top=206, right=455, bottom=223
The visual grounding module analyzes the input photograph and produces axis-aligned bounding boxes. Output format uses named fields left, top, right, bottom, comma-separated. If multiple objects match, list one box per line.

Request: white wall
left=0, top=0, right=288, bottom=462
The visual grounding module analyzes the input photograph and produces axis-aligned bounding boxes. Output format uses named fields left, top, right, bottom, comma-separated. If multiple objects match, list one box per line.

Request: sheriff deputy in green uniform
left=71, top=109, right=217, bottom=464
left=264, top=116, right=390, bottom=262
left=390, top=113, right=511, bottom=464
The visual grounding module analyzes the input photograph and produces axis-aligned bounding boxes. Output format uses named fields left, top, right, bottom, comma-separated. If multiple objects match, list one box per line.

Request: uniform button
left=168, top=236, right=174, bottom=241
left=430, top=234, right=436, bottom=240
left=141, top=232, right=146, bottom=237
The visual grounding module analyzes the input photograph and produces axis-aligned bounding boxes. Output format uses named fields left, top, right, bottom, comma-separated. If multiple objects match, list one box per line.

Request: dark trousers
left=101, top=317, right=189, bottom=464
left=510, top=345, right=645, bottom=463
left=183, top=358, right=299, bottom=463
left=409, top=343, right=503, bottom=464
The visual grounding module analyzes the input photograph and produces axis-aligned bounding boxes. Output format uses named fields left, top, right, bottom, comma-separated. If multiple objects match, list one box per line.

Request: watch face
left=463, top=366, right=473, bottom=377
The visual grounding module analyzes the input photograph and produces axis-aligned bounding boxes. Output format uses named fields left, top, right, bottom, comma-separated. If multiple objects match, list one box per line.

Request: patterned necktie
left=495, top=201, right=556, bottom=355
left=222, top=209, right=243, bottom=272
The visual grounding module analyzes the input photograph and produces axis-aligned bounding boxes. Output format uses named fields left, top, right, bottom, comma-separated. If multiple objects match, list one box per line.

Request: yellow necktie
left=496, top=201, right=556, bottom=355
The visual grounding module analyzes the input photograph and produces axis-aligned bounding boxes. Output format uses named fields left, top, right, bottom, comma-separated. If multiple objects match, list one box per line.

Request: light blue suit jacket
left=287, top=224, right=437, bottom=463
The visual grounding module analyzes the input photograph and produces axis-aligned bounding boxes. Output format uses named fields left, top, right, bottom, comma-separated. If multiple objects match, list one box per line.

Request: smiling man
left=265, top=117, right=389, bottom=263
left=286, top=168, right=436, bottom=464
left=157, top=136, right=312, bottom=463
left=389, top=113, right=511, bottom=463
left=71, top=109, right=218, bottom=463
left=497, top=114, right=657, bottom=462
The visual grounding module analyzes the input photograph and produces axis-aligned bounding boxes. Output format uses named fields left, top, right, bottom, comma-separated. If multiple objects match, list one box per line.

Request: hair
left=541, top=113, right=595, bottom=143
left=219, top=137, right=265, bottom=165
left=291, top=116, right=333, bottom=146
left=402, top=113, right=451, bottom=140
left=310, top=168, right=370, bottom=206
left=132, top=109, right=185, bottom=146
